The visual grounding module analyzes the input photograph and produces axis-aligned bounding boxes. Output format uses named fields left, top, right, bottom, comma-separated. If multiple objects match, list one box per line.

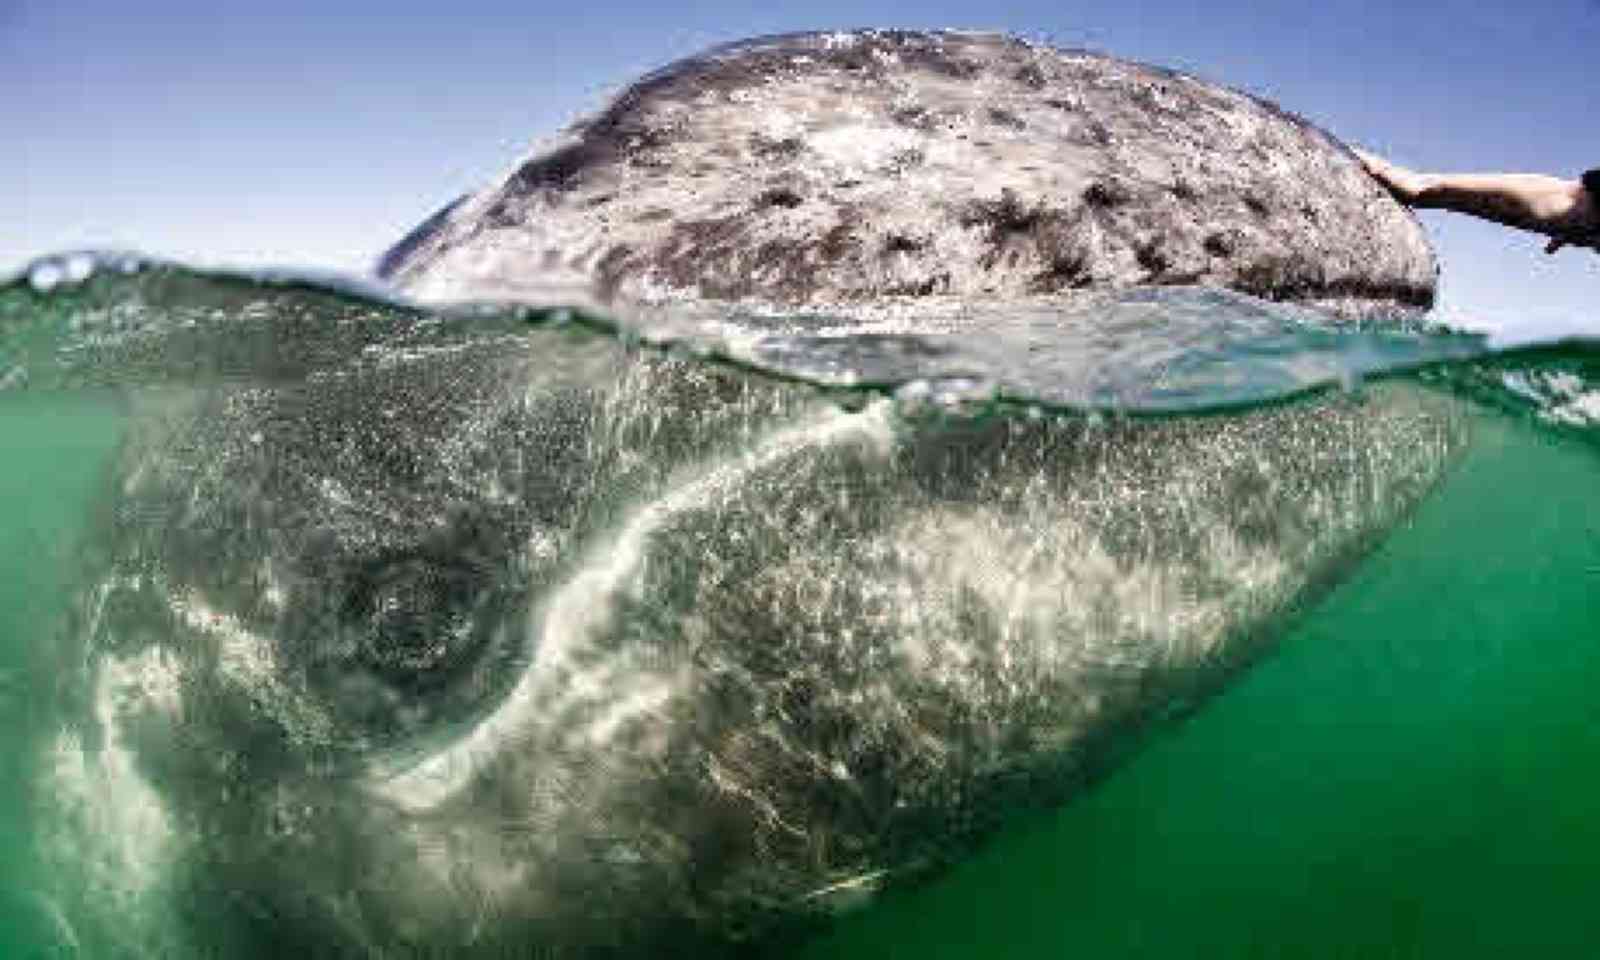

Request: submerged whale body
left=30, top=271, right=1470, bottom=957
left=34, top=30, right=1462, bottom=960
left=379, top=29, right=1435, bottom=320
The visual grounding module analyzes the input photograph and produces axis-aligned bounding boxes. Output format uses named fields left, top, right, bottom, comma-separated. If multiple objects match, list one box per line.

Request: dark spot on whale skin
left=1014, top=63, right=1048, bottom=89
left=749, top=134, right=804, bottom=161
left=962, top=190, right=1100, bottom=284
left=1204, top=231, right=1238, bottom=257
left=1032, top=246, right=1093, bottom=293
left=483, top=200, right=520, bottom=228
left=1234, top=254, right=1327, bottom=301
left=1028, top=207, right=1097, bottom=292
left=658, top=216, right=752, bottom=296
left=883, top=233, right=924, bottom=254
left=1069, top=120, right=1112, bottom=147
left=752, top=237, right=820, bottom=300
left=962, top=189, right=1043, bottom=239
left=595, top=244, right=635, bottom=300
left=635, top=208, right=674, bottom=223
left=1136, top=241, right=1170, bottom=276
left=1043, top=97, right=1077, bottom=112
left=1171, top=179, right=1198, bottom=202
left=1243, top=195, right=1271, bottom=218
left=891, top=105, right=939, bottom=131
left=987, top=107, right=1027, bottom=130
left=582, top=193, right=616, bottom=209
left=820, top=222, right=858, bottom=263
left=629, top=154, right=672, bottom=172
left=754, top=188, right=805, bottom=210
left=883, top=273, right=951, bottom=296
left=621, top=123, right=677, bottom=154
left=503, top=84, right=685, bottom=195
left=894, top=40, right=984, bottom=80
left=1129, top=83, right=1183, bottom=119
left=507, top=141, right=607, bottom=194
left=807, top=42, right=880, bottom=76
left=1153, top=269, right=1207, bottom=287
left=1083, top=180, right=1133, bottom=208
left=654, top=212, right=857, bottom=302
left=886, top=148, right=925, bottom=174
left=1238, top=262, right=1436, bottom=309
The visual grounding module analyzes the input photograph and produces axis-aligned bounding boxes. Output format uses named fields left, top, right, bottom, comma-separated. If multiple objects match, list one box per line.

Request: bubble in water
left=63, top=253, right=94, bottom=283
left=28, top=260, right=64, bottom=293
left=26, top=253, right=96, bottom=293
left=892, top=378, right=931, bottom=403
left=892, top=376, right=998, bottom=420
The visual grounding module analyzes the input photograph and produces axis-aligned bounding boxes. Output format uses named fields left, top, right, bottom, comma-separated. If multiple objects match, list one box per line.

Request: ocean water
left=0, top=254, right=1596, bottom=957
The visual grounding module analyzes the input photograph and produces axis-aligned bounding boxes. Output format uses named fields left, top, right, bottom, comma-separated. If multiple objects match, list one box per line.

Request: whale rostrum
left=380, top=30, right=1435, bottom=322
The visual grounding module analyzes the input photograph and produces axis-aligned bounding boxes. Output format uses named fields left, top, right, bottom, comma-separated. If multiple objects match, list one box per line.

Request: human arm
left=1353, top=150, right=1598, bottom=254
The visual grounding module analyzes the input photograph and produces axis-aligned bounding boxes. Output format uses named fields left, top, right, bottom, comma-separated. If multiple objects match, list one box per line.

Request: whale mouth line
left=369, top=403, right=896, bottom=812
left=799, top=867, right=892, bottom=902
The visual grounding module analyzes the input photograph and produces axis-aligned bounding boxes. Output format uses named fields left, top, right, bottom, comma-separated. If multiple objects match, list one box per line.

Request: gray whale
left=379, top=30, right=1435, bottom=321
left=33, top=275, right=1468, bottom=958
left=36, top=31, right=1460, bottom=959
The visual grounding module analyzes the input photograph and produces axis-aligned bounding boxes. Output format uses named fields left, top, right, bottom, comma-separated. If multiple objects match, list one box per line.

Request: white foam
left=44, top=652, right=179, bottom=911
left=28, top=260, right=64, bottom=293
left=168, top=591, right=333, bottom=744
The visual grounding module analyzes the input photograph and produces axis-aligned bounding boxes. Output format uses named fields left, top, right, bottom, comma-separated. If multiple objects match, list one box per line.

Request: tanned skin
left=1355, top=149, right=1600, bottom=254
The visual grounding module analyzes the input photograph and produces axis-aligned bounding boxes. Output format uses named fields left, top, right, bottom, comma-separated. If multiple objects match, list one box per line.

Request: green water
left=795, top=406, right=1600, bottom=958
left=4, top=260, right=1599, bottom=956
left=11, top=385, right=1599, bottom=956
left=8, top=385, right=1598, bottom=958
left=0, top=394, right=124, bottom=956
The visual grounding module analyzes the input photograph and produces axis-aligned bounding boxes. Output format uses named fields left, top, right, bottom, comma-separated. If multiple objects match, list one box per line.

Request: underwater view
left=0, top=254, right=1595, bottom=957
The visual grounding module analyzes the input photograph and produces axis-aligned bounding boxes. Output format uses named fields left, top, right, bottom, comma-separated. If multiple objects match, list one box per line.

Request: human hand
left=1549, top=178, right=1600, bottom=253
left=1353, top=148, right=1426, bottom=206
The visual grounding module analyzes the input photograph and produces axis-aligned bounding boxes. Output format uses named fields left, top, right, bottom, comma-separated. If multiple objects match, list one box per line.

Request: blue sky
left=6, top=0, right=1597, bottom=340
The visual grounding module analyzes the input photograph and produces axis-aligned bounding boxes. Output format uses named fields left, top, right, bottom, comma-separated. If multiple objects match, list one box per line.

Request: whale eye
left=346, top=554, right=483, bottom=687
left=296, top=539, right=527, bottom=748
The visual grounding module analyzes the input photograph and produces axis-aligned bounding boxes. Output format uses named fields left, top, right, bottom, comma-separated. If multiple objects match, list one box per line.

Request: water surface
left=1, top=255, right=1596, bottom=957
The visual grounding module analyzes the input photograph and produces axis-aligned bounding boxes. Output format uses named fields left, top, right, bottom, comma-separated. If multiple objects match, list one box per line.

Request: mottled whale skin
left=378, top=29, right=1435, bottom=320
left=36, top=31, right=1460, bottom=960
left=38, top=275, right=1467, bottom=959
